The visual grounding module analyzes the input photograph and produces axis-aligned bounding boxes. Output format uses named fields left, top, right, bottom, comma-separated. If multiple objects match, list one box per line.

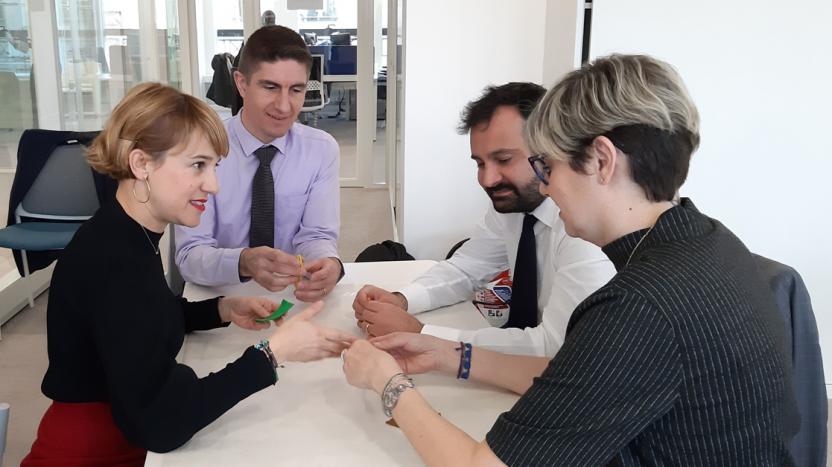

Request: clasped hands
left=341, top=332, right=460, bottom=394
left=351, top=285, right=423, bottom=338
left=239, top=246, right=341, bottom=302
left=343, top=285, right=452, bottom=394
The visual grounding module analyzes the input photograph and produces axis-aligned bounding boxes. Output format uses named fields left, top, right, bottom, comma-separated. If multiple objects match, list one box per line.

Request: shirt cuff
left=398, top=283, right=432, bottom=315
left=223, top=247, right=247, bottom=284
left=421, top=324, right=463, bottom=342
left=297, top=240, right=339, bottom=262
left=331, top=257, right=346, bottom=281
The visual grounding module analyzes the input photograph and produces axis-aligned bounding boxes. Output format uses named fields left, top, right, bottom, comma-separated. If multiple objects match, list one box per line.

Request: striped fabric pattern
left=486, top=199, right=796, bottom=466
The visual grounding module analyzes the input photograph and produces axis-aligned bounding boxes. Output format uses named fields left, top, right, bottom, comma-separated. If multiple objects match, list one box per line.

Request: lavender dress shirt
left=174, top=115, right=340, bottom=286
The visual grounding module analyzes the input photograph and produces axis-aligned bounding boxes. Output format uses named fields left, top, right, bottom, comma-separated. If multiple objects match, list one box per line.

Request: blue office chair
left=0, top=142, right=99, bottom=310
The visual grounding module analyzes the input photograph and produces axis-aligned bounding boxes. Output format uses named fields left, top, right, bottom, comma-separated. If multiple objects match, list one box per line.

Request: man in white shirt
left=353, top=83, right=615, bottom=357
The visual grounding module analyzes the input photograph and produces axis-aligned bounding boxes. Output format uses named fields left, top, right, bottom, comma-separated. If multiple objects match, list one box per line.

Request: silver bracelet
left=254, top=338, right=279, bottom=383
left=381, top=372, right=414, bottom=418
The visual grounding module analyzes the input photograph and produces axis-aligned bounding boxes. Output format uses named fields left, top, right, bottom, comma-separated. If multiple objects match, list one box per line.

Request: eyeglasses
left=528, top=155, right=550, bottom=185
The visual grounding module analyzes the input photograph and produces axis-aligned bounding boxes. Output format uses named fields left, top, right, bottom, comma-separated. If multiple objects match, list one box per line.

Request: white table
left=145, top=261, right=519, bottom=466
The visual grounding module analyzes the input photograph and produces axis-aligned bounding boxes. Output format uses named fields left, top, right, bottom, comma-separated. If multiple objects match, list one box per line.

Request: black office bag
left=355, top=240, right=414, bottom=262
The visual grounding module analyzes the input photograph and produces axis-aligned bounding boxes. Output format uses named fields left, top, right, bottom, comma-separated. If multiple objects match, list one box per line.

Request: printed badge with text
left=472, top=270, right=512, bottom=328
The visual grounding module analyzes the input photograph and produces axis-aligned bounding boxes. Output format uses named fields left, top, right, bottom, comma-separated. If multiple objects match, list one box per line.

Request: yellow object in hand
left=296, top=255, right=304, bottom=285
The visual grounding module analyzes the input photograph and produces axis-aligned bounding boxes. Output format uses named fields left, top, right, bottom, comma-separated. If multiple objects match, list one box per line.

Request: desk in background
left=145, top=261, right=518, bottom=466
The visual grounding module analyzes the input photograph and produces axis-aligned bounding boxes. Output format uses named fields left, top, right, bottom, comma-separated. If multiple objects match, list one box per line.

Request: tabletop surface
left=145, top=260, right=519, bottom=466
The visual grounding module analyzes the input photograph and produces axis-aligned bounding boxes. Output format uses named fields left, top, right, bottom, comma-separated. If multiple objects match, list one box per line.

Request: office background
left=0, top=0, right=830, bottom=441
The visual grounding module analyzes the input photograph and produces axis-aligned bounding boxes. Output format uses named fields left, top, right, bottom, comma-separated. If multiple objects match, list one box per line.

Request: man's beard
left=485, top=178, right=545, bottom=213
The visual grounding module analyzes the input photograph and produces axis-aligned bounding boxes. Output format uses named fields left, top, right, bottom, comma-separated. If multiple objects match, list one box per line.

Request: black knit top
left=487, top=199, right=797, bottom=466
left=41, top=200, right=275, bottom=452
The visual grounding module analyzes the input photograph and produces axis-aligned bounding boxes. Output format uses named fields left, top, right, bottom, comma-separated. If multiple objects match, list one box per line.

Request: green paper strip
left=255, top=299, right=294, bottom=323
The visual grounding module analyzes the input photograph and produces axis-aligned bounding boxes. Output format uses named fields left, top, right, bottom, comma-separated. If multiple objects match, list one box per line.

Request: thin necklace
left=624, top=224, right=656, bottom=268
left=139, top=224, right=160, bottom=255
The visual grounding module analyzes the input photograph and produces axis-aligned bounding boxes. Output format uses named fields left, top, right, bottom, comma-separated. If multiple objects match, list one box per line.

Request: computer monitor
left=330, top=32, right=350, bottom=46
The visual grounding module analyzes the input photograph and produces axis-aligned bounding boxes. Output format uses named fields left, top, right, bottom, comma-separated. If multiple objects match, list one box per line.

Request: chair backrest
left=302, top=55, right=326, bottom=111
left=309, top=54, right=323, bottom=82
left=753, top=254, right=827, bottom=467
left=166, top=225, right=185, bottom=296
left=19, top=143, right=99, bottom=220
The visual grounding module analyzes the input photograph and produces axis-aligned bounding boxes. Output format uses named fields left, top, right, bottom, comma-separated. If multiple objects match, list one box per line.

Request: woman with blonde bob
left=24, top=83, right=354, bottom=466
left=342, top=55, right=797, bottom=466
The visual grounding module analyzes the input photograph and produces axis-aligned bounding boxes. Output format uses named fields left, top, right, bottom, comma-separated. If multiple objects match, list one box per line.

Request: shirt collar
left=602, top=198, right=711, bottom=271
left=231, top=114, right=291, bottom=158
left=530, top=197, right=556, bottom=229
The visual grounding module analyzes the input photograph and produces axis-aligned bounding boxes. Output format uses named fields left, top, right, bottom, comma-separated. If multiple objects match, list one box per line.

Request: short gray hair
left=526, top=54, right=701, bottom=201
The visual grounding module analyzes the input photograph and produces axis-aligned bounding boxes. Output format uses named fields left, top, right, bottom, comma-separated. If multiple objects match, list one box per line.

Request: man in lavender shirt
left=175, top=26, right=343, bottom=302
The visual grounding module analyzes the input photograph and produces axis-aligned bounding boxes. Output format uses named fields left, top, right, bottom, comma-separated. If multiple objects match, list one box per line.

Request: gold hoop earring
left=132, top=178, right=151, bottom=204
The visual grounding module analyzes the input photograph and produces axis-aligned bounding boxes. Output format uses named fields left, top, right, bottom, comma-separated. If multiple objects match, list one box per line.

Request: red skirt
left=22, top=401, right=146, bottom=467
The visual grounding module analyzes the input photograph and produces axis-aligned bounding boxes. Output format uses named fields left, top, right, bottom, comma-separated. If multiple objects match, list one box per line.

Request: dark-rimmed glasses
left=528, top=155, right=550, bottom=185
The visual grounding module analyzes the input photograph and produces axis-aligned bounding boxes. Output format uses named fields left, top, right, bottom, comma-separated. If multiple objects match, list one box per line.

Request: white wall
left=400, top=0, right=547, bottom=259
left=542, top=0, right=584, bottom=86
left=264, top=0, right=300, bottom=30
left=590, top=1, right=832, bottom=383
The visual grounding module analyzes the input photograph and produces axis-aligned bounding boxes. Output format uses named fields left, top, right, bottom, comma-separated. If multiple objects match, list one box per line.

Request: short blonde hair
left=527, top=54, right=700, bottom=201
left=87, top=83, right=229, bottom=180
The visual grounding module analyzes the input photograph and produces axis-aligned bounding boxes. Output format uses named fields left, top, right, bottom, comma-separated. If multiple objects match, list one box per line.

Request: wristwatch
left=382, top=373, right=415, bottom=418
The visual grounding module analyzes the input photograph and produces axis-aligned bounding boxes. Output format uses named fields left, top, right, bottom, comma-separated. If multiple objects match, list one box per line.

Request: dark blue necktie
left=505, top=214, right=538, bottom=329
left=249, top=145, right=277, bottom=248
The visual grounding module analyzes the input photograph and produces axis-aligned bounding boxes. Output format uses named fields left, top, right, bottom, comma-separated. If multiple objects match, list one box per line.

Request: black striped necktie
left=505, top=214, right=538, bottom=329
left=249, top=145, right=277, bottom=248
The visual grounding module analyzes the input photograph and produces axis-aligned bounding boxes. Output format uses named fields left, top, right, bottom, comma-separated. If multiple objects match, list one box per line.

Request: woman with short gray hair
left=341, top=53, right=797, bottom=466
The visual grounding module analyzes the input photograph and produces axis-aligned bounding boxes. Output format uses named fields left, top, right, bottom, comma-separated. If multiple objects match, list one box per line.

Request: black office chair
left=753, top=254, right=827, bottom=467
left=0, top=135, right=101, bottom=308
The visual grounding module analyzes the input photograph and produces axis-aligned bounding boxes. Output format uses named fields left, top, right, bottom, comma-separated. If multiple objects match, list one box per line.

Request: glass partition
left=57, top=0, right=183, bottom=130
left=195, top=0, right=243, bottom=119
left=0, top=1, right=37, bottom=282
left=261, top=0, right=360, bottom=182
left=0, top=2, right=36, bottom=170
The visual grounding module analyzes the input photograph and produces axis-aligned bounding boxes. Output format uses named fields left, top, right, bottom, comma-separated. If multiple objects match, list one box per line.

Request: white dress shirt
left=397, top=198, right=615, bottom=357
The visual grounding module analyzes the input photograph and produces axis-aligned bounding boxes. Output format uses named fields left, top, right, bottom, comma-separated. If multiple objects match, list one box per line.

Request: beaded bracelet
left=254, top=338, right=279, bottom=383
left=456, top=342, right=472, bottom=380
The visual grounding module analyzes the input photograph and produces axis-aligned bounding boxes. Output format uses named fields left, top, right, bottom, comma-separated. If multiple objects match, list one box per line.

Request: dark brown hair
left=458, top=82, right=546, bottom=134
left=238, top=25, right=312, bottom=77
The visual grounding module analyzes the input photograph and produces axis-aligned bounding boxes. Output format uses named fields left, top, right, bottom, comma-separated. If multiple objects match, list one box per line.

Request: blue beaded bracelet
left=456, top=342, right=472, bottom=380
